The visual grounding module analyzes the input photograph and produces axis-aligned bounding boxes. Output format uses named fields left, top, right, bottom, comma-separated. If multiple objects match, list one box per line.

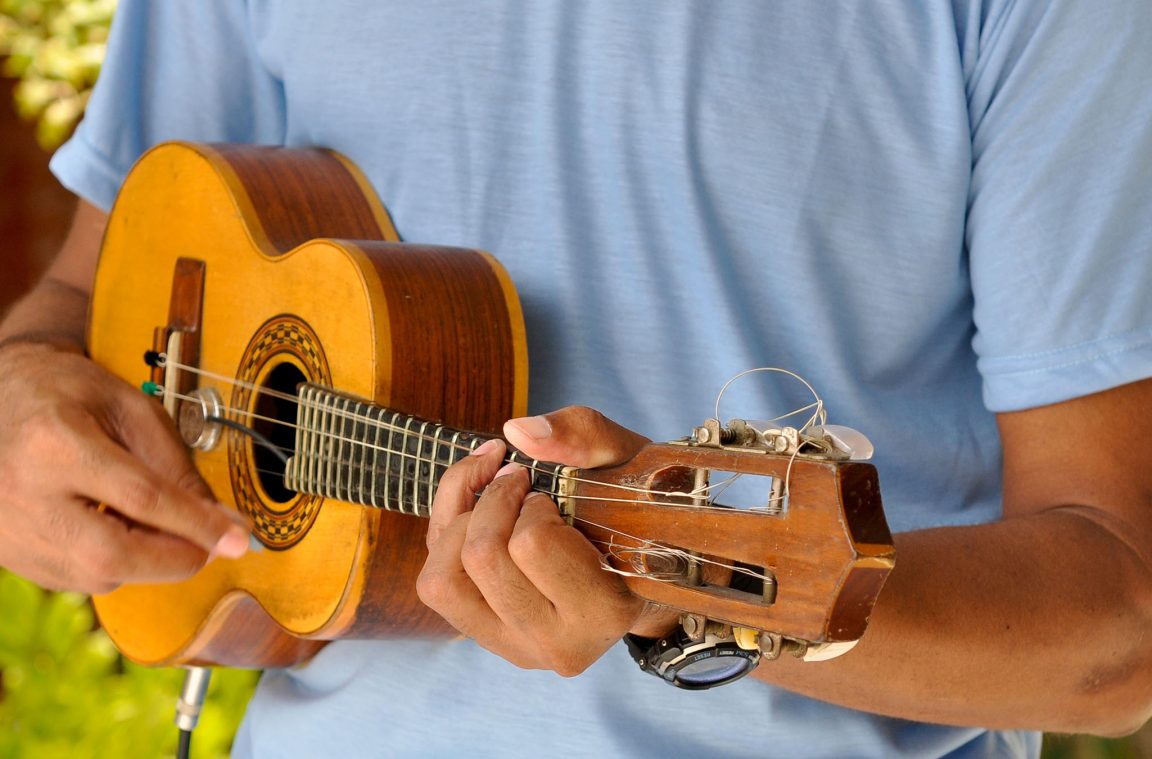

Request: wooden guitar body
left=88, top=142, right=528, bottom=667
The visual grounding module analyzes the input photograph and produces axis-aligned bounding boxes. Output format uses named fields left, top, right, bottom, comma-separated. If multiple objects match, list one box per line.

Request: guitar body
left=88, top=142, right=528, bottom=667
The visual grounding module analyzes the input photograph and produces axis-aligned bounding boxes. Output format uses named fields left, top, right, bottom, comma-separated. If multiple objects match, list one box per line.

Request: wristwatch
left=624, top=625, right=761, bottom=690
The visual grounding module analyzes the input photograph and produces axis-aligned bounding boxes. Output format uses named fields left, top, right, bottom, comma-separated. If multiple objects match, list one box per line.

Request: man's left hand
left=417, top=406, right=665, bottom=675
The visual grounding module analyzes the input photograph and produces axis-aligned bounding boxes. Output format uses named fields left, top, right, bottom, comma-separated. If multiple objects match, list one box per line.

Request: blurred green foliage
left=0, top=0, right=114, bottom=149
left=0, top=569, right=259, bottom=758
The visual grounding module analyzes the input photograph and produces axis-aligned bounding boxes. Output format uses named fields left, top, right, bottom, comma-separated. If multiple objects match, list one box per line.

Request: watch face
left=626, top=630, right=762, bottom=690
left=675, top=652, right=757, bottom=688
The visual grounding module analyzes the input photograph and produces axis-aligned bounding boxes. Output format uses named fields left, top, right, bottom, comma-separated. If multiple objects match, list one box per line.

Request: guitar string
left=163, top=356, right=829, bottom=445
left=165, top=389, right=785, bottom=587
left=160, top=354, right=829, bottom=486
left=150, top=355, right=799, bottom=590
left=566, top=515, right=778, bottom=585
left=158, top=385, right=787, bottom=515
left=150, top=361, right=792, bottom=586
left=714, top=366, right=828, bottom=432
left=152, top=361, right=794, bottom=512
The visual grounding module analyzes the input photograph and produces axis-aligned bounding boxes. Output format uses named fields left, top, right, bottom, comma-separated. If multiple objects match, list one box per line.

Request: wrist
left=0, top=331, right=86, bottom=358
left=627, top=601, right=681, bottom=639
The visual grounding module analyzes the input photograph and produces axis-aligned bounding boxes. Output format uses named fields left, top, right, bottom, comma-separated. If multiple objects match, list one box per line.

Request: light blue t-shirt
left=51, top=1, right=1152, bottom=757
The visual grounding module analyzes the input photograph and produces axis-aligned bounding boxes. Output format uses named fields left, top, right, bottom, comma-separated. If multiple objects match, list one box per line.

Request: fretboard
left=283, top=384, right=567, bottom=518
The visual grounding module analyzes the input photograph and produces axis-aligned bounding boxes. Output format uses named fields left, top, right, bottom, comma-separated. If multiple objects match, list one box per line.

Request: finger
left=0, top=501, right=210, bottom=594
left=426, top=438, right=505, bottom=547
left=511, top=492, right=642, bottom=625
left=462, top=465, right=555, bottom=626
left=417, top=502, right=508, bottom=644
left=503, top=406, right=648, bottom=468
left=70, top=505, right=213, bottom=590
left=71, top=421, right=250, bottom=559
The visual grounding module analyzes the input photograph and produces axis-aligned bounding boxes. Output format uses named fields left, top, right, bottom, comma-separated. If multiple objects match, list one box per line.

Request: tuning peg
left=809, top=424, right=874, bottom=461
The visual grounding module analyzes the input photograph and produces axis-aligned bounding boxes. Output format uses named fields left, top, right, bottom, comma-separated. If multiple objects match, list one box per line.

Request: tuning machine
left=690, top=417, right=873, bottom=461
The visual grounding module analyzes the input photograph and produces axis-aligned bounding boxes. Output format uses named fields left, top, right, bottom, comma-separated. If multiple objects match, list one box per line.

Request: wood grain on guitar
left=86, top=142, right=894, bottom=669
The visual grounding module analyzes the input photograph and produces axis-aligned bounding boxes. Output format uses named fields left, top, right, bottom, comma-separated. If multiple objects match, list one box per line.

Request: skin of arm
left=0, top=200, right=252, bottom=593
left=419, top=382, right=1152, bottom=737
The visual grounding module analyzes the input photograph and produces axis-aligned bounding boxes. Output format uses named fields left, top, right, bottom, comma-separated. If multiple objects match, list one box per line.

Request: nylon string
left=151, top=355, right=793, bottom=586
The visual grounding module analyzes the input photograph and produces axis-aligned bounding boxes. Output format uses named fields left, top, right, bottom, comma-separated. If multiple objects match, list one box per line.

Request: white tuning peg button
left=812, top=424, right=874, bottom=460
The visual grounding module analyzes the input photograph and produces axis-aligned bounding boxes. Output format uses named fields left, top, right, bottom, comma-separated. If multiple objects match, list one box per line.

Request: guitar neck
left=283, top=384, right=567, bottom=517
left=282, top=384, right=894, bottom=646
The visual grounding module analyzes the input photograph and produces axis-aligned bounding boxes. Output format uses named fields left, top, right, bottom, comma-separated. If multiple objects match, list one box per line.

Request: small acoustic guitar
left=87, top=142, right=895, bottom=669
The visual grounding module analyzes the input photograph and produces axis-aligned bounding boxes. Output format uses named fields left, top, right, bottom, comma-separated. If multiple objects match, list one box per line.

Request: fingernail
left=470, top=439, right=502, bottom=456
left=212, top=527, right=250, bottom=560
left=508, top=415, right=551, bottom=440
left=494, top=462, right=523, bottom=479
left=249, top=533, right=264, bottom=552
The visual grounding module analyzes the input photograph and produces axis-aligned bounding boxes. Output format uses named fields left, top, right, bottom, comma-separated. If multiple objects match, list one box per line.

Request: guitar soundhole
left=230, top=313, right=330, bottom=548
left=252, top=361, right=306, bottom=504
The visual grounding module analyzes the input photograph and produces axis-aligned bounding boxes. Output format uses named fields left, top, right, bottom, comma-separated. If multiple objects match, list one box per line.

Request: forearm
left=757, top=511, right=1152, bottom=736
left=1, top=200, right=106, bottom=352
left=0, top=276, right=90, bottom=352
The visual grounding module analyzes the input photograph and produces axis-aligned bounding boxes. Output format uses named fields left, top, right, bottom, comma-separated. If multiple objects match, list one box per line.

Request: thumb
left=503, top=406, right=648, bottom=468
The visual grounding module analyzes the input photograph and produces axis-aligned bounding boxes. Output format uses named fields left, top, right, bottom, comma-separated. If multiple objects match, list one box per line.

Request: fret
left=417, top=420, right=431, bottom=516
left=424, top=425, right=443, bottom=517
left=306, top=386, right=322, bottom=496
left=380, top=410, right=394, bottom=510
left=334, top=395, right=351, bottom=503
left=368, top=404, right=383, bottom=507
left=399, top=414, right=415, bottom=515
left=326, top=394, right=339, bottom=494
left=351, top=400, right=367, bottom=504
left=404, top=419, right=419, bottom=515
left=506, top=449, right=563, bottom=499
left=303, top=386, right=321, bottom=495
left=286, top=384, right=571, bottom=519
left=346, top=395, right=366, bottom=504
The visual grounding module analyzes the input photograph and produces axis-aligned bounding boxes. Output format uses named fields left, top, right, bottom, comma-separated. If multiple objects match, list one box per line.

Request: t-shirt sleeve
left=49, top=0, right=285, bottom=211
left=966, top=0, right=1152, bottom=412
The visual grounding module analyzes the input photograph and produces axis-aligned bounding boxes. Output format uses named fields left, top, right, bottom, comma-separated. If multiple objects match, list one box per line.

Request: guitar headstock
left=562, top=418, right=894, bottom=660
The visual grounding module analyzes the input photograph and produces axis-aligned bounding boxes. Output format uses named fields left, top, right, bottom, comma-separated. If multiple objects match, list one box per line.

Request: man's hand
left=0, top=340, right=252, bottom=594
left=418, top=406, right=669, bottom=675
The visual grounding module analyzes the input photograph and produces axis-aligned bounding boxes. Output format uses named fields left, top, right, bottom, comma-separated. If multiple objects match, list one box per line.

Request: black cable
left=176, top=728, right=192, bottom=759
left=205, top=415, right=290, bottom=465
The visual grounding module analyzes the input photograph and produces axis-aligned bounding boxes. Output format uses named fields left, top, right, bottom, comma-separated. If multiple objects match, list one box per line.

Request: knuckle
left=436, top=463, right=468, bottom=494
left=117, top=478, right=164, bottom=519
left=560, top=405, right=605, bottom=430
left=415, top=567, right=454, bottom=609
left=459, top=533, right=505, bottom=577
left=174, top=467, right=212, bottom=501
left=507, top=523, right=552, bottom=565
left=82, top=544, right=131, bottom=588
left=535, top=638, right=590, bottom=678
left=19, top=405, right=81, bottom=455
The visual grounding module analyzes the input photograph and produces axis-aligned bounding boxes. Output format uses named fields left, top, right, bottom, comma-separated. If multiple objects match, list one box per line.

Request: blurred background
left=0, top=1, right=1148, bottom=757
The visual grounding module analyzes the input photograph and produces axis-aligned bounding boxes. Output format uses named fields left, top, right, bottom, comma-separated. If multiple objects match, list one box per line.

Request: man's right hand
left=0, top=340, right=251, bottom=594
